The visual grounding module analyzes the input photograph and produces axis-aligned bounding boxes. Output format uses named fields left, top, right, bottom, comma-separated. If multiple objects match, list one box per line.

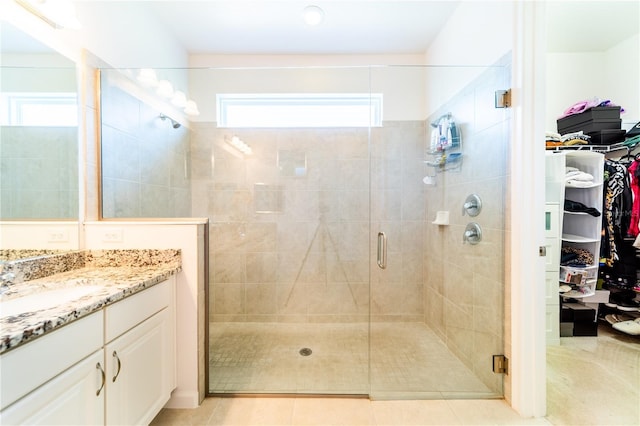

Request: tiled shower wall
left=423, top=59, right=510, bottom=393
left=0, top=126, right=78, bottom=219
left=192, top=121, right=426, bottom=323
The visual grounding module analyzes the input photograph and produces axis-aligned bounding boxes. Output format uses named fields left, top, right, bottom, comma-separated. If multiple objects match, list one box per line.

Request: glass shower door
left=369, top=63, right=509, bottom=399
left=200, top=66, right=372, bottom=395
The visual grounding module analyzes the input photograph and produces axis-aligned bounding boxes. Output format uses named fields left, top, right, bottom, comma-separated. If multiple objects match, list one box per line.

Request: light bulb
left=303, top=5, right=324, bottom=26
left=184, top=100, right=200, bottom=116
left=171, top=91, right=187, bottom=108
left=137, top=68, right=158, bottom=87
left=156, top=80, right=174, bottom=98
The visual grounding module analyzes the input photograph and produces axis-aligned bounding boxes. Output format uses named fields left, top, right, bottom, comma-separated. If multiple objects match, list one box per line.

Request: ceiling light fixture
left=303, top=5, right=324, bottom=26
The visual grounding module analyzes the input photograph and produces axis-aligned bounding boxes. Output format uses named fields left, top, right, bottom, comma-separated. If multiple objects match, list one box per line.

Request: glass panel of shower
left=196, top=67, right=373, bottom=395
left=368, top=62, right=509, bottom=399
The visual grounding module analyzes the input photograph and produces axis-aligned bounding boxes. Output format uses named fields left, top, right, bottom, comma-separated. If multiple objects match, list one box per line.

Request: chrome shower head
left=159, top=113, right=181, bottom=129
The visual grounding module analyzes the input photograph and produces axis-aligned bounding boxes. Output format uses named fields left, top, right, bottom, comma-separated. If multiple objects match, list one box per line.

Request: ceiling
left=144, top=1, right=460, bottom=55
left=1, top=1, right=638, bottom=55
left=545, top=1, right=639, bottom=53
left=144, top=0, right=640, bottom=55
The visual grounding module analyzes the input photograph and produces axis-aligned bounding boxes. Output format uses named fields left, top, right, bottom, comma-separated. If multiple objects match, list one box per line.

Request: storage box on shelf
left=561, top=302, right=598, bottom=337
left=588, top=129, right=626, bottom=145
left=557, top=106, right=623, bottom=146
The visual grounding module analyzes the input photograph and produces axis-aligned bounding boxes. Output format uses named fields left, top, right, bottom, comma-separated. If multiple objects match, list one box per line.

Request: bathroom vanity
left=0, top=250, right=180, bottom=425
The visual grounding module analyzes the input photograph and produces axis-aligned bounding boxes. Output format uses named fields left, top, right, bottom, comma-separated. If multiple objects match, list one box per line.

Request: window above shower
left=216, top=93, right=383, bottom=128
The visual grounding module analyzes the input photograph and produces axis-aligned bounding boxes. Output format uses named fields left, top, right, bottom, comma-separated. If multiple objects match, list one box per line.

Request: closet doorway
left=544, top=1, right=640, bottom=423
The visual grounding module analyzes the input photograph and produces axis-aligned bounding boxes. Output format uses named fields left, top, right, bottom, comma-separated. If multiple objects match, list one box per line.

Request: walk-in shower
left=99, top=59, right=510, bottom=399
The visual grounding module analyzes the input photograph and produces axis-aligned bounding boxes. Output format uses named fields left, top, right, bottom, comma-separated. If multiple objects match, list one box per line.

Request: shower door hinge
left=493, top=354, right=508, bottom=374
left=495, top=89, right=511, bottom=108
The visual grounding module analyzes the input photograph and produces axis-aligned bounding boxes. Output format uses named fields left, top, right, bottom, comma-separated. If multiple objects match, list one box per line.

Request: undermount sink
left=0, top=286, right=103, bottom=318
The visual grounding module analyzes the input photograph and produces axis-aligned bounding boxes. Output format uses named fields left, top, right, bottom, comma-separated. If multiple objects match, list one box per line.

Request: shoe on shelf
left=612, top=318, right=640, bottom=336
left=617, top=299, right=640, bottom=312
left=605, top=314, right=617, bottom=325
left=605, top=313, right=635, bottom=324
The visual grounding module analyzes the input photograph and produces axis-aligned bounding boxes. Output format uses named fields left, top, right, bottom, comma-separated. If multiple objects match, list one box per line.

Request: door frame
left=508, top=0, right=547, bottom=418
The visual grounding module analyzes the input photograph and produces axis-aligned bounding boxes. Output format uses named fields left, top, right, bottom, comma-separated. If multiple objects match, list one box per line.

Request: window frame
left=216, top=93, right=383, bottom=128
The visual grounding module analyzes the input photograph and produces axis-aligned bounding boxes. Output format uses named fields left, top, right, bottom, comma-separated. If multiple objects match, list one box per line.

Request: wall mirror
left=0, top=22, right=80, bottom=254
left=99, top=68, right=192, bottom=219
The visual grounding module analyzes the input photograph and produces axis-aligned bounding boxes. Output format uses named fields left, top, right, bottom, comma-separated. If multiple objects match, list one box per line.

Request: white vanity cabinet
left=0, top=276, right=176, bottom=426
left=0, top=350, right=105, bottom=425
left=0, top=311, right=105, bottom=425
left=104, top=279, right=174, bottom=426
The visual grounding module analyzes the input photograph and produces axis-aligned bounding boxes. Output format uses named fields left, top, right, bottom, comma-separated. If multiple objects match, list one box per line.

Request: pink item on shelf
left=558, top=98, right=625, bottom=119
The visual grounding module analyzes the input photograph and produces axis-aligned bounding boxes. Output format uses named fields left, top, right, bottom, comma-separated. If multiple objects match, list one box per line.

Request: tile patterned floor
left=208, top=322, right=493, bottom=397
left=151, top=323, right=640, bottom=425
left=151, top=397, right=550, bottom=425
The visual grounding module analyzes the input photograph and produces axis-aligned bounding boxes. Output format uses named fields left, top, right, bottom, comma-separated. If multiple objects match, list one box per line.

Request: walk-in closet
left=543, top=3, right=639, bottom=423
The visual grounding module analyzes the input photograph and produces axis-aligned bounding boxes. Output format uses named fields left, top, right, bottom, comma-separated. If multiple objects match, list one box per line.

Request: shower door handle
left=377, top=232, right=387, bottom=269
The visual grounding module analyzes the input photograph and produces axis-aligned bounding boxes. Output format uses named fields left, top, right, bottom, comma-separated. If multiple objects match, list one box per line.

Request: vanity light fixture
left=227, top=136, right=252, bottom=155
left=137, top=68, right=159, bottom=88
left=15, top=0, right=82, bottom=29
left=184, top=100, right=200, bottom=116
left=156, top=80, right=174, bottom=99
left=171, top=91, right=188, bottom=108
left=303, top=5, right=324, bottom=26
left=136, top=69, right=199, bottom=118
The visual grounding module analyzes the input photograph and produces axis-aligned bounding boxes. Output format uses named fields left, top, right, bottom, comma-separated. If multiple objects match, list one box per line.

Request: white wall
left=2, top=0, right=188, bottom=85
left=546, top=34, right=640, bottom=132
left=188, top=54, right=427, bottom=122
left=0, top=222, right=79, bottom=250
left=423, top=1, right=514, bottom=116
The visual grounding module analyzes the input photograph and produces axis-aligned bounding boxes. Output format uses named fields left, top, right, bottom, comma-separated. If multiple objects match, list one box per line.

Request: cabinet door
left=105, top=309, right=170, bottom=426
left=0, top=350, right=105, bottom=425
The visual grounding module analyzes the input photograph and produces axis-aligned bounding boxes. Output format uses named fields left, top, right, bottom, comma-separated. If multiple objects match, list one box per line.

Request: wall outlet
left=102, top=228, right=124, bottom=243
left=47, top=228, right=69, bottom=243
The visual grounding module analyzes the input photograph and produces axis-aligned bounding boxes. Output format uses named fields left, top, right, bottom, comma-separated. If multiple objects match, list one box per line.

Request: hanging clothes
left=601, top=160, right=632, bottom=266
left=600, top=158, right=637, bottom=287
left=626, top=159, right=640, bottom=237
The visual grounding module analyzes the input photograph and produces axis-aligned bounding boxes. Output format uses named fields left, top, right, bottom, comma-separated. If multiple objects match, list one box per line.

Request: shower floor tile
left=209, top=322, right=494, bottom=397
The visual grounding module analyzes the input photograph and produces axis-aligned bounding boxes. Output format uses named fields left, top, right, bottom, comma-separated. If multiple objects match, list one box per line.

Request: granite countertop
left=0, top=249, right=181, bottom=354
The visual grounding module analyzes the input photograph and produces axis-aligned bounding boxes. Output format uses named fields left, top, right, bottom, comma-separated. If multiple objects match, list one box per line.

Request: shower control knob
left=463, top=222, right=482, bottom=245
left=462, top=194, right=482, bottom=216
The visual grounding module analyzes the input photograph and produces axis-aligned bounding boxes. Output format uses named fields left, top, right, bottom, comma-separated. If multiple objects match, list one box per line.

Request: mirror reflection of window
left=1, top=93, right=78, bottom=126
left=0, top=22, right=79, bottom=222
